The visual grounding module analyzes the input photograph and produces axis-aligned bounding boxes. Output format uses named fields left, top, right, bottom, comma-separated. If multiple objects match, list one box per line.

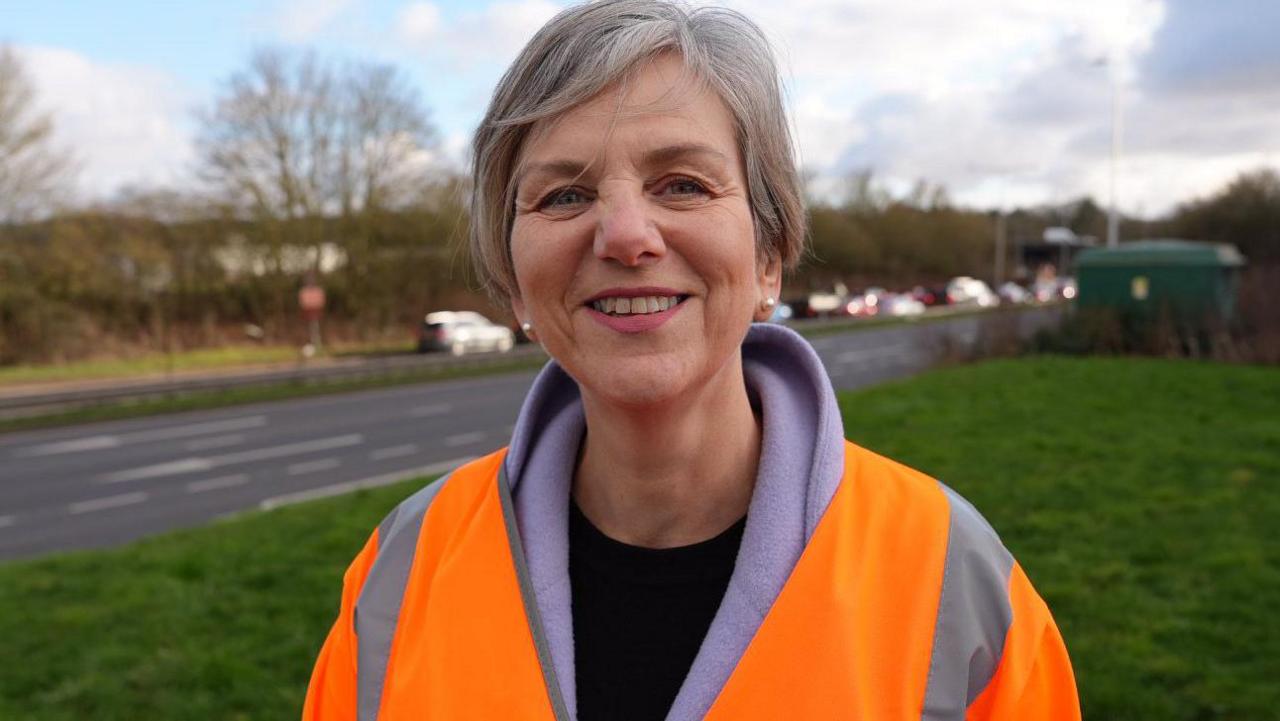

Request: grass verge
left=1, top=356, right=1276, bottom=719
left=0, top=346, right=309, bottom=387
left=839, top=357, right=1279, bottom=719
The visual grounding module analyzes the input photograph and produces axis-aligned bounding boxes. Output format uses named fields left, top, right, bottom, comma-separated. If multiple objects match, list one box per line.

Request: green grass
left=0, top=346, right=307, bottom=386
left=0, top=339, right=438, bottom=388
left=1, top=356, right=1277, bottom=719
left=0, top=479, right=431, bottom=720
left=839, top=357, right=1280, bottom=720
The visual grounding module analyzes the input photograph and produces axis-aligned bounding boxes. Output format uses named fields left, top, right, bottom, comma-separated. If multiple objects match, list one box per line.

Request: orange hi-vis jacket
left=304, top=326, right=1080, bottom=721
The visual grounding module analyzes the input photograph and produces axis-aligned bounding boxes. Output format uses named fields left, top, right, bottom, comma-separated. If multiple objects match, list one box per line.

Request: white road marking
left=259, top=457, right=475, bottom=511
left=186, top=474, right=250, bottom=494
left=69, top=492, right=149, bottom=514
left=370, top=443, right=418, bottom=461
left=18, top=416, right=267, bottom=457
left=97, top=434, right=364, bottom=484
left=0, top=515, right=14, bottom=529
left=184, top=434, right=246, bottom=451
left=19, top=436, right=120, bottom=455
left=410, top=403, right=453, bottom=418
left=444, top=431, right=487, bottom=447
left=99, top=458, right=214, bottom=483
left=210, top=434, right=363, bottom=465
left=288, top=458, right=341, bottom=476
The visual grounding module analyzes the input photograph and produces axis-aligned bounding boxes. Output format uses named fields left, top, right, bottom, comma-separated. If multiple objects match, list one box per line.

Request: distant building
left=1014, top=226, right=1098, bottom=280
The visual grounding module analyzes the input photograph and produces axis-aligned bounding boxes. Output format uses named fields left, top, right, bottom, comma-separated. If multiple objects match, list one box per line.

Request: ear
left=753, top=255, right=784, bottom=322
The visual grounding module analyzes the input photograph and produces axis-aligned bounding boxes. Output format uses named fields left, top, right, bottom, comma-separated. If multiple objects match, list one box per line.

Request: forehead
left=518, top=54, right=740, bottom=170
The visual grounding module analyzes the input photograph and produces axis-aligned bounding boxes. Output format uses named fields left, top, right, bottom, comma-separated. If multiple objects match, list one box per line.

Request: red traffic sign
left=299, top=285, right=326, bottom=319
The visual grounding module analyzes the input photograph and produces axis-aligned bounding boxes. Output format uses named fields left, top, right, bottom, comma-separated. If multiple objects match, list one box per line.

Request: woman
left=304, top=2, right=1080, bottom=720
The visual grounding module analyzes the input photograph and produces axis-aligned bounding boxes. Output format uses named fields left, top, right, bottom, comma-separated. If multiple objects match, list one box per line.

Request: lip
left=585, top=295, right=687, bottom=334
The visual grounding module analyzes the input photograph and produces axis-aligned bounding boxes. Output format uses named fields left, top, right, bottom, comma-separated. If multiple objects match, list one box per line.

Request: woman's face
left=509, top=54, right=780, bottom=409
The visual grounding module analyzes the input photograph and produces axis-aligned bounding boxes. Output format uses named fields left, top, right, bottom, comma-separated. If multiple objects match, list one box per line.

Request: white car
left=881, top=294, right=926, bottom=317
left=418, top=311, right=515, bottom=355
left=997, top=282, right=1031, bottom=305
left=946, top=277, right=1000, bottom=308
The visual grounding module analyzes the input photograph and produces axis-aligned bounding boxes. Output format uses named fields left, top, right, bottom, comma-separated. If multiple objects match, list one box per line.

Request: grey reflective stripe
left=497, top=464, right=571, bottom=721
left=354, top=474, right=450, bottom=721
left=921, top=483, right=1015, bottom=721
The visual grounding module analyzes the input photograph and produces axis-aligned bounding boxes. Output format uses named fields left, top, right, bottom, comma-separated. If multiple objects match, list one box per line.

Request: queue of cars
left=415, top=276, right=1075, bottom=354
left=783, top=276, right=1074, bottom=323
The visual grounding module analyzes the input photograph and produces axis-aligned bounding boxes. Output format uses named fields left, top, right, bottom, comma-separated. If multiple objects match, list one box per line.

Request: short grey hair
left=469, top=0, right=806, bottom=305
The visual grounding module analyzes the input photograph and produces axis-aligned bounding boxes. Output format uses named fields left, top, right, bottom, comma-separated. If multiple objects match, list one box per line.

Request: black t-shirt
left=569, top=500, right=746, bottom=721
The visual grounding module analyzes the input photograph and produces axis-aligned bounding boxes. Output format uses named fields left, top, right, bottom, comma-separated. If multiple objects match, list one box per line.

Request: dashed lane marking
left=18, top=416, right=267, bottom=457
left=69, top=492, right=149, bottom=515
left=98, top=434, right=364, bottom=484
left=370, top=444, right=418, bottom=461
left=259, top=456, right=475, bottom=511
left=184, top=434, right=246, bottom=452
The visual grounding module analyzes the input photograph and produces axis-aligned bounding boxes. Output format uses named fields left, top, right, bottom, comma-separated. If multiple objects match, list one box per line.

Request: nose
left=593, top=187, right=665, bottom=266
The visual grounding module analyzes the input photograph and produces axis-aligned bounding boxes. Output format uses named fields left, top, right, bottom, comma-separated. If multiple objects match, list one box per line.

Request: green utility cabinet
left=1075, top=239, right=1246, bottom=323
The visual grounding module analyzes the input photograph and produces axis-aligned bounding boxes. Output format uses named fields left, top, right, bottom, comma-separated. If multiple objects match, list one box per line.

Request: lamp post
left=1096, top=53, right=1124, bottom=248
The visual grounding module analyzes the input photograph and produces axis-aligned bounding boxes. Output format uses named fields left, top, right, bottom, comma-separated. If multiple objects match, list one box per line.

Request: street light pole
left=1107, top=55, right=1123, bottom=248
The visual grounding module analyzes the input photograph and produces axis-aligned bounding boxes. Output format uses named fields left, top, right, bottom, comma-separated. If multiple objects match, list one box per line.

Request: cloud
left=272, top=0, right=357, bottom=42
left=13, top=0, right=1280, bottom=216
left=1139, top=0, right=1280, bottom=97
left=398, top=2, right=443, bottom=46
left=397, top=0, right=563, bottom=71
left=716, top=0, right=1176, bottom=210
left=16, top=46, right=195, bottom=202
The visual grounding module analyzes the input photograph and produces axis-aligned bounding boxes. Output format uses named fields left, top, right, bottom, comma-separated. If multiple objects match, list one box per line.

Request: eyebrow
left=516, top=143, right=730, bottom=191
left=639, top=142, right=729, bottom=170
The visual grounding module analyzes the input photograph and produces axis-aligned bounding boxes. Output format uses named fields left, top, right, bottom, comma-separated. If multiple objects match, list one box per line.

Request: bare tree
left=195, top=47, right=439, bottom=333
left=0, top=46, right=74, bottom=222
left=197, top=48, right=437, bottom=224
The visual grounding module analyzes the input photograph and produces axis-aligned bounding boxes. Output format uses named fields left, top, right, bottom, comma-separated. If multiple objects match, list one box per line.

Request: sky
left=5, top=0, right=1279, bottom=217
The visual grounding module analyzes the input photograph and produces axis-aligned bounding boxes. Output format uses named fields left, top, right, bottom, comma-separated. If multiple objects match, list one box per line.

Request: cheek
left=511, top=221, right=579, bottom=309
left=686, top=209, right=758, bottom=290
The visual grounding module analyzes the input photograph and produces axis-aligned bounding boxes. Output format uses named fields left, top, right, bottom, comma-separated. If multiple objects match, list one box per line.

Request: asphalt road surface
left=0, top=308, right=1061, bottom=560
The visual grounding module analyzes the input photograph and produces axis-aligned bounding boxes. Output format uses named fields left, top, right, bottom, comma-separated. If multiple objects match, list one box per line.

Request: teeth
left=591, top=295, right=683, bottom=316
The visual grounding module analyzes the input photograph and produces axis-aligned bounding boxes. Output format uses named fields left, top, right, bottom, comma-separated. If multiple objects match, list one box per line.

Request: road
left=0, top=308, right=1062, bottom=560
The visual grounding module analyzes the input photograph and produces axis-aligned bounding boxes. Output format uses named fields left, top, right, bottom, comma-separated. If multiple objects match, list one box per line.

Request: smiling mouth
left=588, top=294, right=689, bottom=316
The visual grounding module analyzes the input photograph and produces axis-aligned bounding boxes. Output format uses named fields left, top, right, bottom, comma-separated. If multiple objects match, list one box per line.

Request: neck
left=572, top=353, right=760, bottom=549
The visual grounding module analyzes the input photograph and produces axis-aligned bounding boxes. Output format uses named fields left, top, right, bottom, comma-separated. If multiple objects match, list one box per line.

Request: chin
left=569, top=353, right=699, bottom=410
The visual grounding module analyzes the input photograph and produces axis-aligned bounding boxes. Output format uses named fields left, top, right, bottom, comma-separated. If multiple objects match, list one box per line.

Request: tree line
left=0, top=46, right=1276, bottom=365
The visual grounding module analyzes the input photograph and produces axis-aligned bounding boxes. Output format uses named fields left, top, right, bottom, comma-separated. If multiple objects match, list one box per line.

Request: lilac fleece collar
left=503, top=323, right=847, bottom=721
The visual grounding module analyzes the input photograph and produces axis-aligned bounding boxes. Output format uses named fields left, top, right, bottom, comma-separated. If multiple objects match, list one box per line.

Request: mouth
left=585, top=293, right=690, bottom=317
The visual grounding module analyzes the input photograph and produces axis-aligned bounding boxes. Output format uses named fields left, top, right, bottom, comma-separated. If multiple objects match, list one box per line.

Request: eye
left=659, top=177, right=710, bottom=198
left=539, top=187, right=591, bottom=210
